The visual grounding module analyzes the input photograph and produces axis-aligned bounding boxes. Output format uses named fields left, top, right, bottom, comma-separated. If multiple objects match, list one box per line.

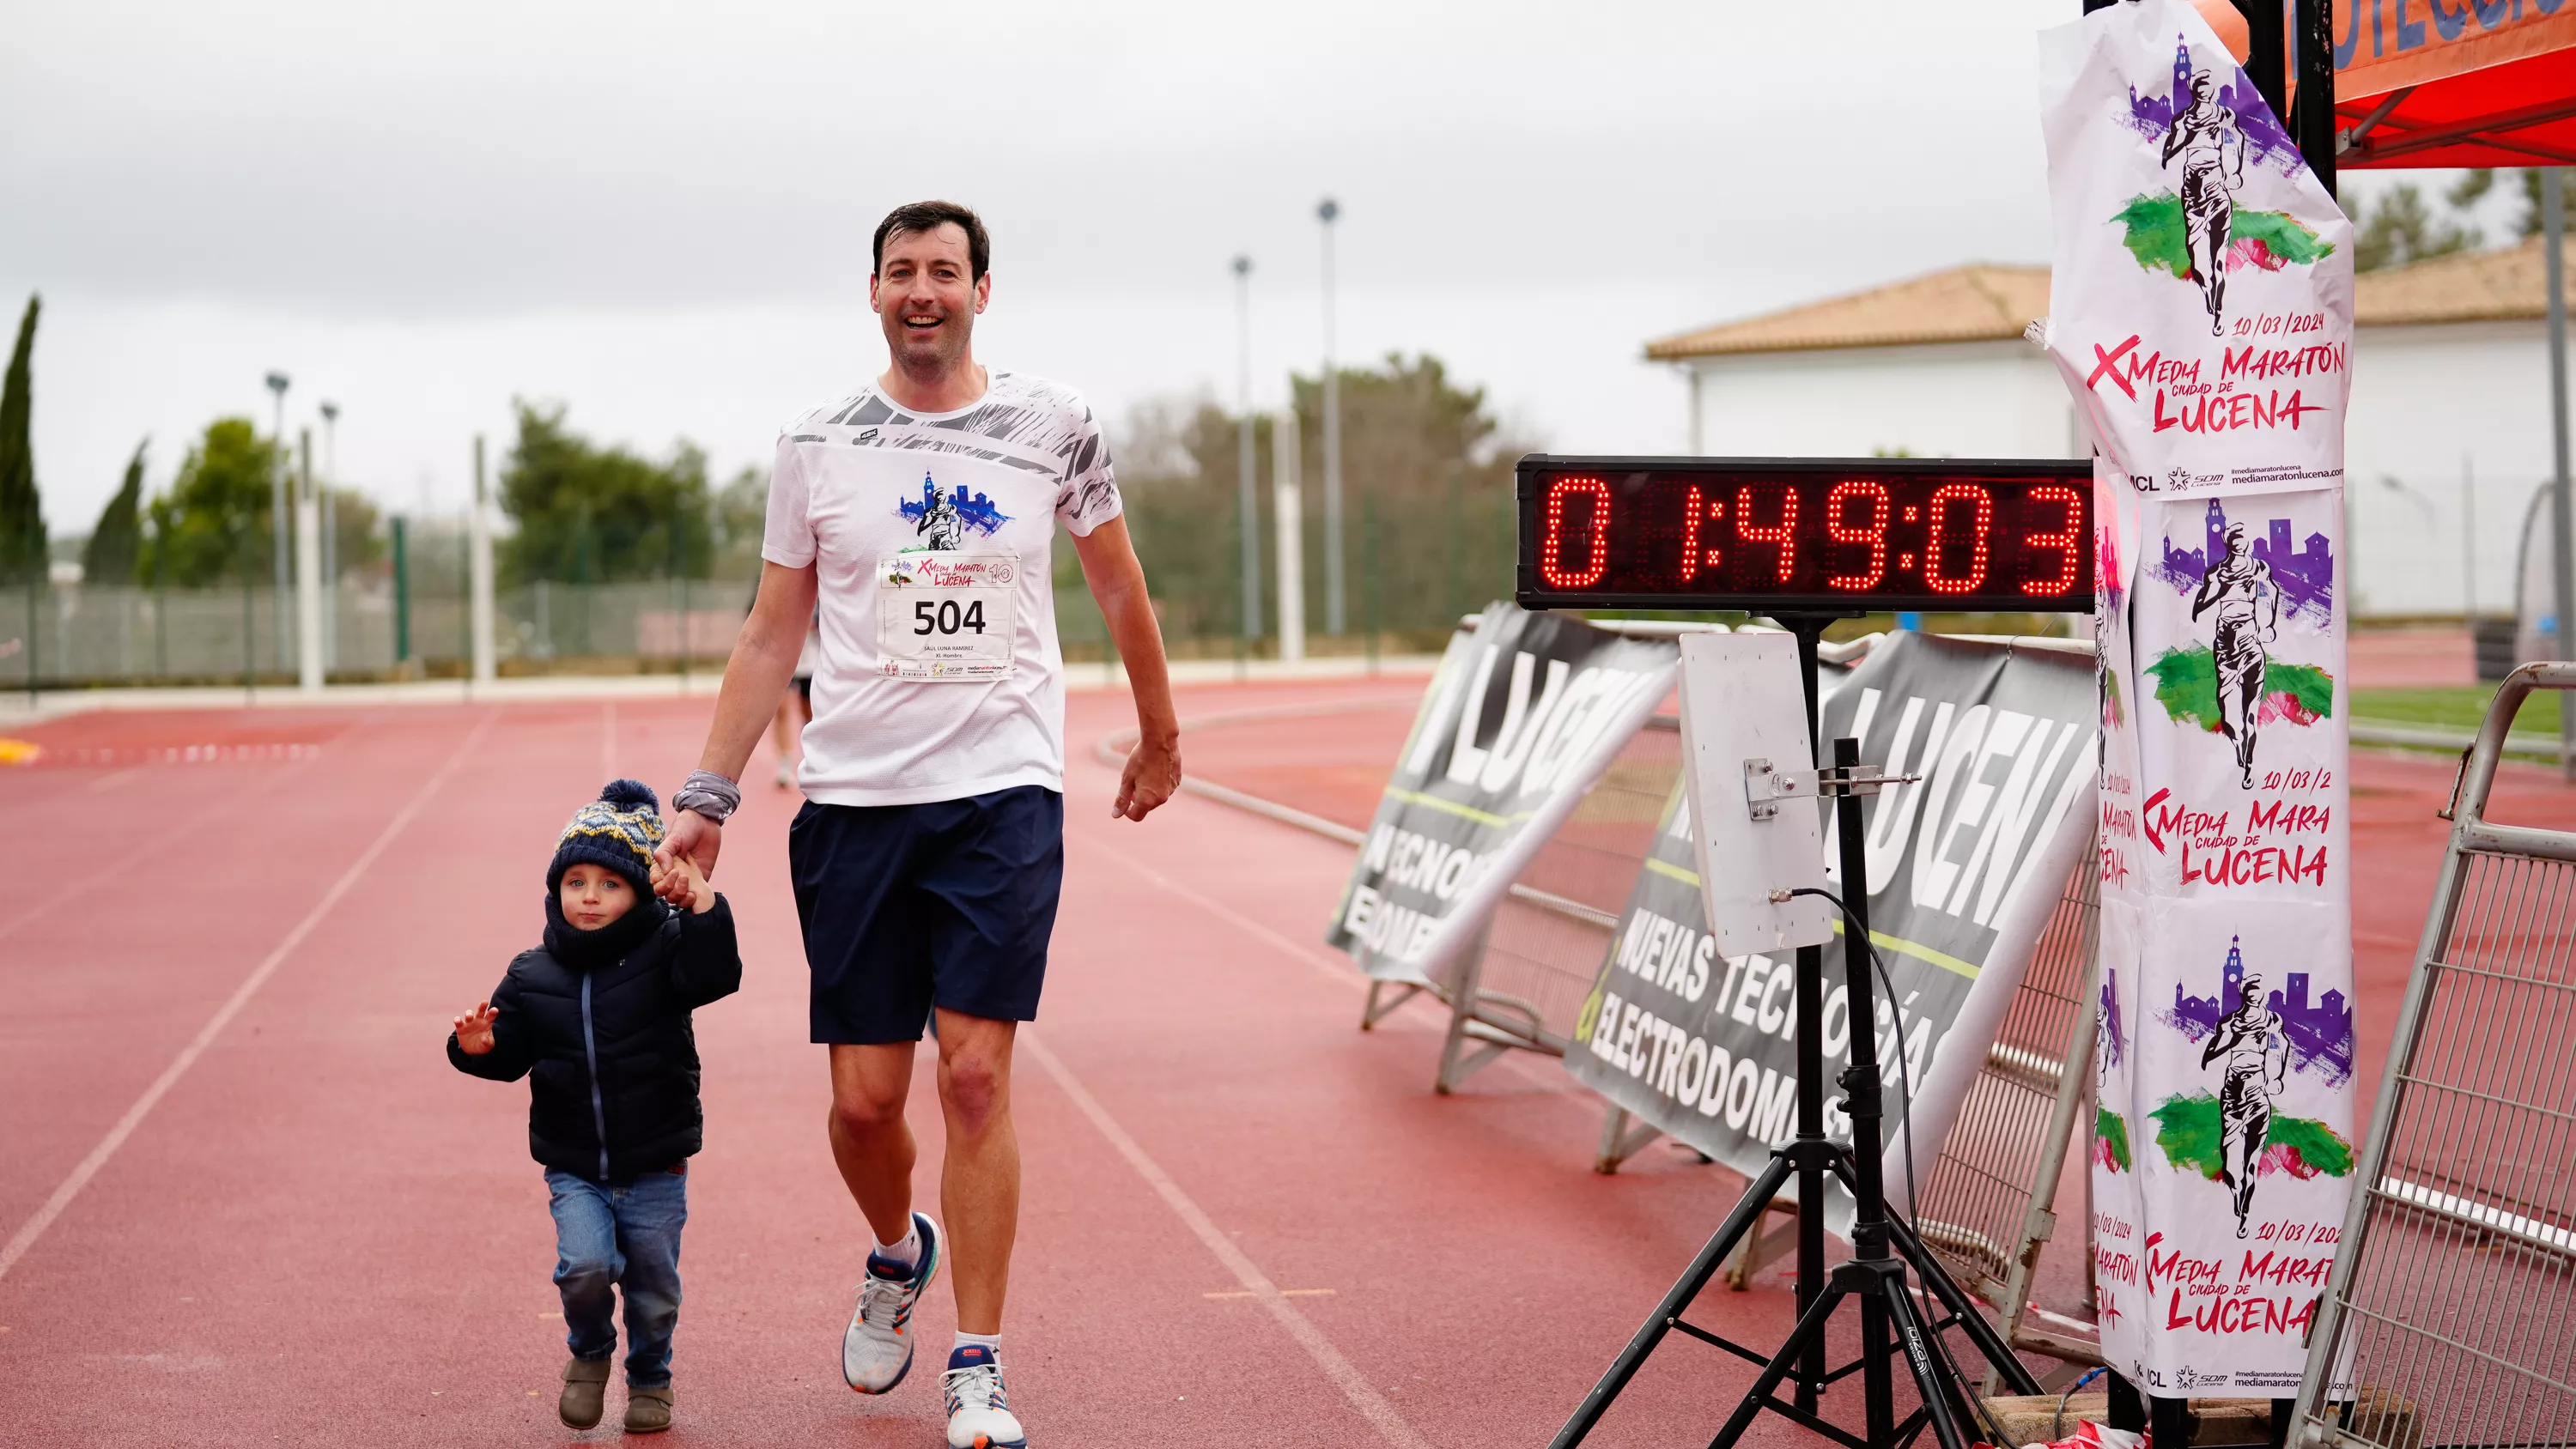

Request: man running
left=2200, top=973, right=2289, bottom=1239
left=2191, top=521, right=2278, bottom=789
left=653, top=200, right=1181, bottom=1449
left=2162, top=68, right=2245, bottom=336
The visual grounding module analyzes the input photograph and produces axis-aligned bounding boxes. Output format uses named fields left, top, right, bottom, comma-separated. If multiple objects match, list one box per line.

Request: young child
left=448, top=779, right=741, bottom=1434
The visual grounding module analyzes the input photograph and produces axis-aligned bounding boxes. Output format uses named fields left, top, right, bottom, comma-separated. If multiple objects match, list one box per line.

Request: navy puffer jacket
left=448, top=894, right=741, bottom=1181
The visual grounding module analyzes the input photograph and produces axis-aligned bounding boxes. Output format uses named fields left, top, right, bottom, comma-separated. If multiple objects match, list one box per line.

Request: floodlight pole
left=295, top=428, right=323, bottom=693
left=265, top=371, right=291, bottom=671
left=1318, top=197, right=1346, bottom=637
left=319, top=401, right=339, bottom=674
left=1235, top=255, right=1262, bottom=651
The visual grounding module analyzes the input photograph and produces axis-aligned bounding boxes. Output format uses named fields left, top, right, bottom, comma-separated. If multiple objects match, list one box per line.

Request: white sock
left=872, top=1223, right=920, bottom=1270
left=953, top=1331, right=1001, bottom=1361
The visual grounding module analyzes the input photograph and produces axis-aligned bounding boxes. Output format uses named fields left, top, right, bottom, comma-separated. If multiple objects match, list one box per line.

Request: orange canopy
left=2335, top=2, right=2576, bottom=168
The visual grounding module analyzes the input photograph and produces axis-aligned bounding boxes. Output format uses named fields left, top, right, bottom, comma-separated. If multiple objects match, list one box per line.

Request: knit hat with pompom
left=549, top=779, right=665, bottom=895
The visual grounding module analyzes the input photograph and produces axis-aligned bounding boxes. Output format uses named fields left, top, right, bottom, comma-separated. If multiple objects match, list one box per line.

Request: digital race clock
left=1515, top=456, right=2094, bottom=615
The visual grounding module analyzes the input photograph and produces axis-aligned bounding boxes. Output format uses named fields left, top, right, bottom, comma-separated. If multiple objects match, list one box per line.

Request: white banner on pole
left=2040, top=0, right=2356, bottom=1397
left=1327, top=604, right=1678, bottom=984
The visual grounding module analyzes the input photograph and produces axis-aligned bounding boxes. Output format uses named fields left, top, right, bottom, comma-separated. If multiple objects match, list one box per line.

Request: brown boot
left=623, top=1385, right=674, bottom=1434
left=559, top=1356, right=611, bottom=1429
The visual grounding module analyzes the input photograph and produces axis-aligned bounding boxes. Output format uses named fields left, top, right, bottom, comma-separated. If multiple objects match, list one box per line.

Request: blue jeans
left=544, top=1167, right=688, bottom=1387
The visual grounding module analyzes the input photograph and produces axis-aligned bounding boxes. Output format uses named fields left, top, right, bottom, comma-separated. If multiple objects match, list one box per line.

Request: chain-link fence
left=3, top=482, right=1513, bottom=689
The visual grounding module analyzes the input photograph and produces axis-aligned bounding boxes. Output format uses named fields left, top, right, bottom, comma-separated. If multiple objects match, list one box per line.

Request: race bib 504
left=877, top=551, right=1017, bottom=682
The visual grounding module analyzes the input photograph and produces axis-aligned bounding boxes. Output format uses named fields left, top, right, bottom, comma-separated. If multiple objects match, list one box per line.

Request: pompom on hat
left=549, top=779, right=665, bottom=895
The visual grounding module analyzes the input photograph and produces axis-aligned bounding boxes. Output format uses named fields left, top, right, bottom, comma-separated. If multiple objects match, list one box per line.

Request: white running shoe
left=841, top=1212, right=942, bottom=1394
left=941, top=1345, right=1027, bottom=1449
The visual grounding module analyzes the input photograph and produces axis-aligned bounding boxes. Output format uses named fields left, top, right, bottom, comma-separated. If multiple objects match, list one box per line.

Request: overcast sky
left=0, top=0, right=2432, bottom=532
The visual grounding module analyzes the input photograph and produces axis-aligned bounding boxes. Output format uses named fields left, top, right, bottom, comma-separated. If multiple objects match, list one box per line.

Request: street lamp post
left=264, top=371, right=290, bottom=672
left=319, top=400, right=339, bottom=673
left=1317, top=197, right=1345, bottom=637
left=1234, top=255, right=1261, bottom=657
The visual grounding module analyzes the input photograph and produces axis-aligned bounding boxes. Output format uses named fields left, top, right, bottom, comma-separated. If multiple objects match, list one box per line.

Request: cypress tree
left=0, top=295, right=42, bottom=585
left=84, top=440, right=148, bottom=585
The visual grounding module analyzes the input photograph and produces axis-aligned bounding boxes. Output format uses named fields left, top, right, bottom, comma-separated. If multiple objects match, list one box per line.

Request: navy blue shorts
left=787, top=785, right=1064, bottom=1044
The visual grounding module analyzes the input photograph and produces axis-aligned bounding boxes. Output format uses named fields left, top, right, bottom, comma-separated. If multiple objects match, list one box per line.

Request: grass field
left=2354, top=686, right=2561, bottom=737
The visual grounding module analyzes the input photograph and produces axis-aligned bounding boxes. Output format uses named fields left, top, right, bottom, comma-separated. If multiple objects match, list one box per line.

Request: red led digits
left=1733, top=485, right=1799, bottom=582
left=1539, top=475, right=1612, bottom=588
left=1923, top=483, right=1992, bottom=594
left=2019, top=484, right=2083, bottom=595
left=1824, top=480, right=1890, bottom=591
left=1678, top=485, right=1723, bottom=579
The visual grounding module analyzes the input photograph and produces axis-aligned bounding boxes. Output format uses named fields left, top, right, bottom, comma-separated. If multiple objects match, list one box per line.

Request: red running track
left=0, top=680, right=2563, bottom=1446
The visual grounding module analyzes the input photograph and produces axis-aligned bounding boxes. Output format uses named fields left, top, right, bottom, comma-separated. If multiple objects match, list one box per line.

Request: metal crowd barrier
left=1913, top=854, right=2106, bottom=1379
left=2292, top=662, right=2576, bottom=1449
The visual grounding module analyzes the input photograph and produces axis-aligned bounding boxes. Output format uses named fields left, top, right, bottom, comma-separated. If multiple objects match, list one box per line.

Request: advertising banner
left=1565, top=633, right=2096, bottom=1231
left=2041, top=0, right=2356, bottom=1397
left=1327, top=603, right=1677, bottom=984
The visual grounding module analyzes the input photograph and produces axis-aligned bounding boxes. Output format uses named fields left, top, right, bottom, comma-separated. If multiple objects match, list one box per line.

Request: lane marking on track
left=1073, top=825, right=1592, bottom=1101
left=0, top=710, right=502, bottom=1290
left=1074, top=831, right=1352, bottom=986
left=0, top=752, right=327, bottom=947
left=1019, top=1029, right=1434, bottom=1449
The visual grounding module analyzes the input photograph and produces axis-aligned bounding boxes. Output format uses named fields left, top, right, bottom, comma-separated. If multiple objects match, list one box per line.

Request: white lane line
left=1077, top=832, right=1354, bottom=987
left=1018, top=1029, right=1434, bottom=1449
left=1075, top=828, right=1589, bottom=1100
left=0, top=753, right=325, bottom=946
left=0, top=710, right=502, bottom=1288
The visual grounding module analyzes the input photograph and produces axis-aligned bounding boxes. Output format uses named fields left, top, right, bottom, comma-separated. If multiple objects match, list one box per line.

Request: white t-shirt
left=760, top=371, right=1121, bottom=807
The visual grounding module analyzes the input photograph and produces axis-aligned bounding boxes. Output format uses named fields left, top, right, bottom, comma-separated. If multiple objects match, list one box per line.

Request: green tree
left=498, top=401, right=712, bottom=584
left=2354, top=182, right=2480, bottom=271
left=0, top=294, right=43, bottom=585
left=1108, top=352, right=1535, bottom=641
left=2512, top=167, right=2575, bottom=238
left=327, top=486, right=385, bottom=580
left=142, top=418, right=279, bottom=586
left=82, top=440, right=148, bottom=585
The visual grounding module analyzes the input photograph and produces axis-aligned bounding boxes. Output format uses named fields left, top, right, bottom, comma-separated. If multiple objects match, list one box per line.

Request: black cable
left=2055, top=1365, right=2107, bottom=1439
left=1794, top=884, right=2014, bottom=1447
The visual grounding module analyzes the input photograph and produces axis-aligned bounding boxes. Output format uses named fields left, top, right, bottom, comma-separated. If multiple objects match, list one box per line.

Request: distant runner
left=654, top=200, right=1181, bottom=1449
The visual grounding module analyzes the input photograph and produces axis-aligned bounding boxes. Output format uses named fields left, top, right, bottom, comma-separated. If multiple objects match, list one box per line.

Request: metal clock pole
left=1549, top=612, right=2042, bottom=1449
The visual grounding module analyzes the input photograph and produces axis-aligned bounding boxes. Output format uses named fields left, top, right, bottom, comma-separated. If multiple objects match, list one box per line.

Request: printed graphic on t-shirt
left=897, top=472, right=1012, bottom=551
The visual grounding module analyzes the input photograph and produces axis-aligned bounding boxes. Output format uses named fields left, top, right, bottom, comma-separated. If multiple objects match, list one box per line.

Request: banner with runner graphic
left=1565, top=633, right=2096, bottom=1233
left=1326, top=603, right=1676, bottom=985
left=2041, top=0, right=2356, bottom=1397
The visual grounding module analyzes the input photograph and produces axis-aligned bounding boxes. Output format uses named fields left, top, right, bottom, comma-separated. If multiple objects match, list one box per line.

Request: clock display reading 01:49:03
left=1513, top=457, right=2094, bottom=614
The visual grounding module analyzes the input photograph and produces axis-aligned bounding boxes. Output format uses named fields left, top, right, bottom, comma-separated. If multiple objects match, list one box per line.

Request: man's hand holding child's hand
left=453, top=1000, right=499, bottom=1055
left=648, top=855, right=717, bottom=916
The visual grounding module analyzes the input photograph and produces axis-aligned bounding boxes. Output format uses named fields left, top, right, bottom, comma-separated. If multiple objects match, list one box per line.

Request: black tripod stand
left=1551, top=621, right=2042, bottom=1449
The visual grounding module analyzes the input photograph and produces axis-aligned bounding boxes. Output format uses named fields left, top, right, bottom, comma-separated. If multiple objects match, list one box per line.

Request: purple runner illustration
left=2199, top=973, right=2288, bottom=1238
left=2190, top=522, right=2278, bottom=788
left=2160, top=68, right=2245, bottom=336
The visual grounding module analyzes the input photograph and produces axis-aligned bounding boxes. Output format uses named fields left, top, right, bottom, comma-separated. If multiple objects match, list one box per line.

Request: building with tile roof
left=1646, top=239, right=2573, bottom=619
